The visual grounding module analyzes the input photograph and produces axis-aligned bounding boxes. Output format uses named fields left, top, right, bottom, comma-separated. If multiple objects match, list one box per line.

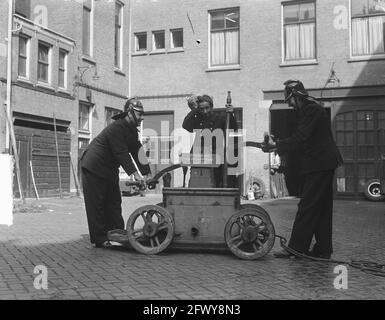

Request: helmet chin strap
left=129, top=108, right=140, bottom=126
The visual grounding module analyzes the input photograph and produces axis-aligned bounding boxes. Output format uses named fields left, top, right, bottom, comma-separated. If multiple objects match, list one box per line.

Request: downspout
left=127, top=0, right=143, bottom=140
left=128, top=0, right=132, bottom=98
left=5, top=0, right=14, bottom=153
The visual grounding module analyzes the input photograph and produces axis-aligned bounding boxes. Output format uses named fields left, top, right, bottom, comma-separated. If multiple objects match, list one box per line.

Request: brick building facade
left=129, top=0, right=385, bottom=199
left=1, top=0, right=385, bottom=199
left=0, top=0, right=130, bottom=197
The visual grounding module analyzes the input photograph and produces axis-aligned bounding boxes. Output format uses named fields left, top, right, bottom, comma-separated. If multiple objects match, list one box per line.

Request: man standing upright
left=80, top=98, right=151, bottom=248
left=262, top=80, right=343, bottom=259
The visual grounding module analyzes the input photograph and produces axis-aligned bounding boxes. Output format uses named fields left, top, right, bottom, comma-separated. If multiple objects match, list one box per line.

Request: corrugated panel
left=14, top=125, right=71, bottom=197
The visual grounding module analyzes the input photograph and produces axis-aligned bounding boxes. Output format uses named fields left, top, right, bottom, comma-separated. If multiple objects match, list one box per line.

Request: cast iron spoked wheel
left=240, top=204, right=272, bottom=223
left=225, top=208, right=275, bottom=260
left=126, top=205, right=174, bottom=255
left=364, top=179, right=385, bottom=201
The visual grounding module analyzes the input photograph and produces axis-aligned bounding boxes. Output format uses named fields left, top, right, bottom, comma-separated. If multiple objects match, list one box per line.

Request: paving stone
left=0, top=196, right=383, bottom=300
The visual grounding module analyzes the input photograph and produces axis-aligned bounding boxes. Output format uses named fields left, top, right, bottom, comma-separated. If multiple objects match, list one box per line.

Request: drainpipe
left=5, top=0, right=14, bottom=153
left=128, top=0, right=132, bottom=98
left=127, top=0, right=143, bottom=140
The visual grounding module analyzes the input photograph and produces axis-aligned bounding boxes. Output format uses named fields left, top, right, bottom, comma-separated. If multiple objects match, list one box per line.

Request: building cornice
left=136, top=94, right=193, bottom=100
left=76, top=82, right=128, bottom=99
left=14, top=14, right=76, bottom=47
left=11, top=79, right=75, bottom=100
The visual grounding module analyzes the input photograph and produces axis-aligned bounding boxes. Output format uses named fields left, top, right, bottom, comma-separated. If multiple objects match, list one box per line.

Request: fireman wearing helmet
left=80, top=98, right=151, bottom=248
left=262, top=80, right=343, bottom=259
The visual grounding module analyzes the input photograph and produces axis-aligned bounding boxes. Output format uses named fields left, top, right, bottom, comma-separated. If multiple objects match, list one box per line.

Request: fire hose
left=128, top=138, right=385, bottom=278
left=275, top=235, right=385, bottom=278
left=127, top=178, right=385, bottom=277
left=253, top=137, right=385, bottom=278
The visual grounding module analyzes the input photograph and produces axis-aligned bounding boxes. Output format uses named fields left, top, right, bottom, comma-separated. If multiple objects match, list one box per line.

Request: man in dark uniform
left=262, top=80, right=343, bottom=259
left=182, top=94, right=238, bottom=187
left=81, top=98, right=151, bottom=248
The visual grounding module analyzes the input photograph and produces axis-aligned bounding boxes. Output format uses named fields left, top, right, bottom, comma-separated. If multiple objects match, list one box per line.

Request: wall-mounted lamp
left=325, top=62, right=340, bottom=86
left=320, top=62, right=341, bottom=99
left=77, top=64, right=100, bottom=83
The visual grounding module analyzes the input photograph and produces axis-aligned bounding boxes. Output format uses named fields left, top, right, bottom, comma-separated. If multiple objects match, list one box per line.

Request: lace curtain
left=352, top=16, right=385, bottom=55
left=211, top=30, right=239, bottom=65
left=285, top=23, right=315, bottom=60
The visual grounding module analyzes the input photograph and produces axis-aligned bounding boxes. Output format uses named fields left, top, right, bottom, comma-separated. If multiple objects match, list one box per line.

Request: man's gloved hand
left=144, top=173, right=153, bottom=184
left=261, top=142, right=277, bottom=153
left=133, top=171, right=146, bottom=187
left=187, top=95, right=198, bottom=110
left=226, top=104, right=234, bottom=113
left=261, top=133, right=277, bottom=153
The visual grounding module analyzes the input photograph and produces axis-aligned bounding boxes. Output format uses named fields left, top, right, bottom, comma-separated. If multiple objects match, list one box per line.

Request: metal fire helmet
left=283, top=80, right=309, bottom=102
left=112, top=98, right=144, bottom=120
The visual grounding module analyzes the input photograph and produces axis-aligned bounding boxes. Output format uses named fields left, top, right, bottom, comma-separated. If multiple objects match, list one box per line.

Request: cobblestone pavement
left=0, top=194, right=384, bottom=300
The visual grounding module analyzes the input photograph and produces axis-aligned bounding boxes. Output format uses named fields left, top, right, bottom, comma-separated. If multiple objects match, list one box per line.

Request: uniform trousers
left=288, top=169, right=335, bottom=255
left=81, top=168, right=124, bottom=244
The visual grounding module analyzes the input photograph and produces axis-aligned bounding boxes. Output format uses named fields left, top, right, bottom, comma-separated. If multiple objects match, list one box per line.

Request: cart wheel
left=225, top=208, right=275, bottom=260
left=240, top=204, right=272, bottom=223
left=364, top=179, right=385, bottom=201
left=126, top=205, right=174, bottom=255
left=247, top=177, right=266, bottom=199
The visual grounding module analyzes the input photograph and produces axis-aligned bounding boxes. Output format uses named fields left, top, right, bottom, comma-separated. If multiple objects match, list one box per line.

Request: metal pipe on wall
left=5, top=0, right=14, bottom=153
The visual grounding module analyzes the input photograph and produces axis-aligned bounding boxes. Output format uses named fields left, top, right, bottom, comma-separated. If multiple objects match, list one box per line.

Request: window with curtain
left=15, top=0, right=31, bottom=19
left=351, top=0, right=385, bottom=56
left=210, top=8, right=240, bottom=66
left=79, top=103, right=91, bottom=131
left=283, top=2, right=316, bottom=61
left=38, top=42, right=50, bottom=82
left=18, top=35, right=29, bottom=78
left=152, top=30, right=165, bottom=50
left=115, top=1, right=123, bottom=68
left=58, top=49, right=67, bottom=88
left=135, top=32, right=147, bottom=52
left=170, top=29, right=183, bottom=49
left=105, top=107, right=120, bottom=127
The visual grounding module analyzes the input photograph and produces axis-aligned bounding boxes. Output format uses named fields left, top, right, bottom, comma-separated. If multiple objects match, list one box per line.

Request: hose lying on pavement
left=275, top=235, right=385, bottom=278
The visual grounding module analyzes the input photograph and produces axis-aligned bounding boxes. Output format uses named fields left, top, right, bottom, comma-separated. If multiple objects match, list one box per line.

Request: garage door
left=14, top=126, right=71, bottom=198
left=335, top=110, right=385, bottom=198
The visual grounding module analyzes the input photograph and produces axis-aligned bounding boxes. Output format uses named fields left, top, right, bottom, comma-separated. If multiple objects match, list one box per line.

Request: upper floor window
left=152, top=30, right=165, bottom=51
left=170, top=29, right=183, bottom=49
left=135, top=32, right=147, bottom=52
left=79, top=102, right=91, bottom=131
left=209, top=8, right=240, bottom=66
left=38, top=41, right=51, bottom=83
left=105, top=107, right=120, bottom=127
left=283, top=1, right=316, bottom=61
left=115, top=1, right=124, bottom=68
left=18, top=35, right=29, bottom=78
left=58, top=49, right=68, bottom=89
left=82, top=1, right=93, bottom=56
left=351, top=0, right=385, bottom=56
left=15, top=0, right=31, bottom=19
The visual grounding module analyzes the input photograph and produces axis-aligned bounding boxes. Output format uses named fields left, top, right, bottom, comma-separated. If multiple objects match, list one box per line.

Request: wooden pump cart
left=108, top=97, right=276, bottom=260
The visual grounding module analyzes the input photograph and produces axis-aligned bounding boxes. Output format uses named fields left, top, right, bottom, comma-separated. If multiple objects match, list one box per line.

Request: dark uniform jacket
left=182, top=109, right=238, bottom=156
left=276, top=100, right=343, bottom=175
left=182, top=109, right=238, bottom=133
left=81, top=118, right=150, bottom=180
